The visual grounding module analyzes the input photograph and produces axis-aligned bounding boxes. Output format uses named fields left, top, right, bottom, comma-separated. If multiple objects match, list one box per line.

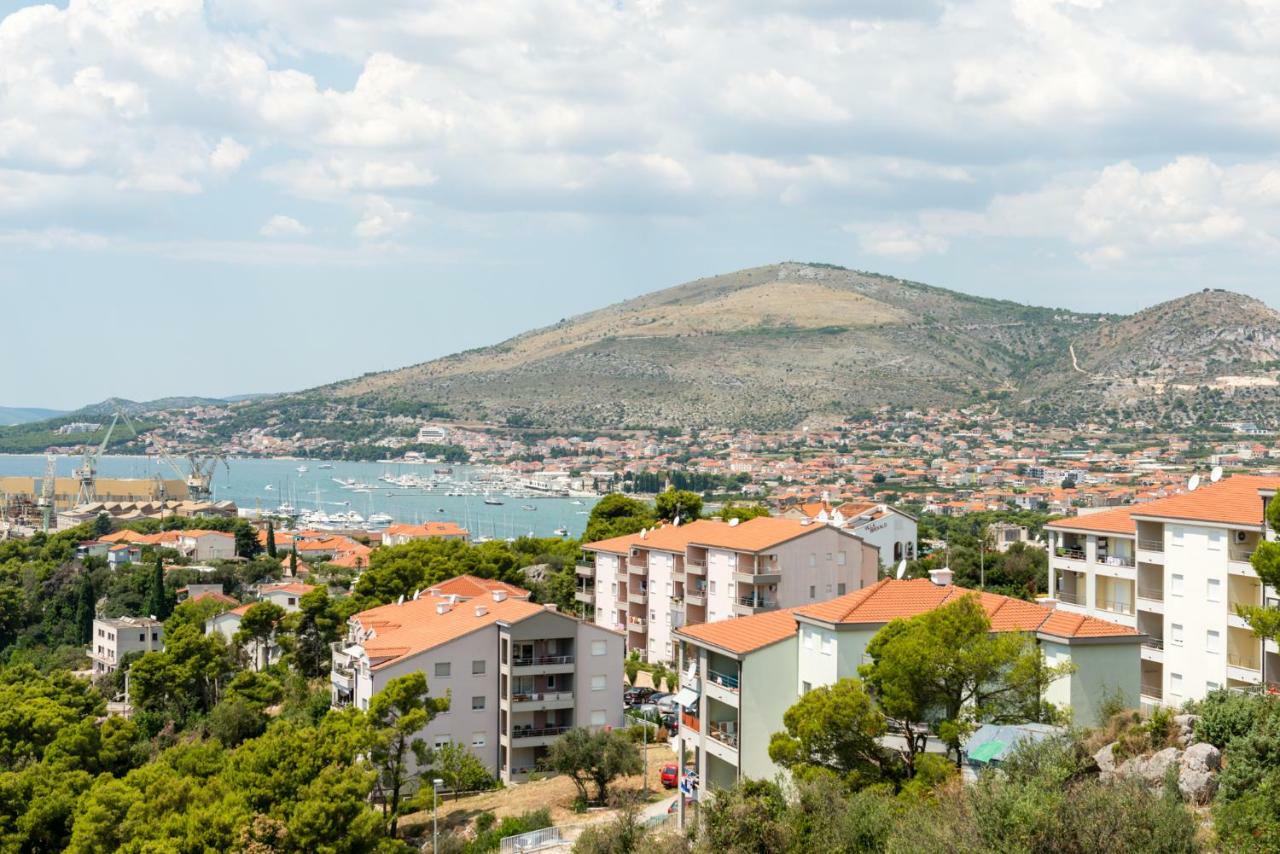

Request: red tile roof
left=1127, top=475, right=1280, bottom=526
left=427, top=574, right=529, bottom=600
left=583, top=516, right=842, bottom=555
left=676, top=608, right=799, bottom=654
left=353, top=596, right=548, bottom=669
left=1046, top=506, right=1136, bottom=535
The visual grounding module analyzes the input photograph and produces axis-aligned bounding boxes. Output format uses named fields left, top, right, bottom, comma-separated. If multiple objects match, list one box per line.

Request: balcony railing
left=512, top=691, right=574, bottom=703
left=511, top=725, right=572, bottom=740
left=1056, top=547, right=1086, bottom=561
left=708, top=722, right=739, bottom=749
left=1096, top=598, right=1135, bottom=616
left=512, top=655, right=575, bottom=667
left=1137, top=586, right=1164, bottom=601
left=1097, top=554, right=1135, bottom=567
left=1142, top=637, right=1164, bottom=651
left=681, top=710, right=700, bottom=732
left=736, top=596, right=777, bottom=609
left=1230, top=547, right=1257, bottom=564
left=1056, top=589, right=1084, bottom=605
left=627, top=617, right=647, bottom=631
left=707, top=668, right=740, bottom=692
left=1141, top=682, right=1163, bottom=699
left=1228, top=654, right=1261, bottom=672
left=1138, top=539, right=1164, bottom=552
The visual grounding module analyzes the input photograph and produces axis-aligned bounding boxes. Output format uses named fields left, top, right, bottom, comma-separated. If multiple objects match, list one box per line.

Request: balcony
left=511, top=691, right=575, bottom=711
left=1097, top=554, right=1135, bottom=568
left=330, top=666, right=354, bottom=692
left=575, top=588, right=595, bottom=605
left=575, top=563, right=596, bottom=577
left=733, top=596, right=777, bottom=616
left=680, top=710, right=700, bottom=733
left=629, top=589, right=648, bottom=605
left=510, top=725, right=572, bottom=747
left=685, top=588, right=707, bottom=606
left=685, top=557, right=707, bottom=576
left=1140, top=638, right=1164, bottom=663
left=1141, top=681, right=1163, bottom=701
left=1228, top=653, right=1262, bottom=684
left=705, top=667, right=740, bottom=706
left=1230, top=546, right=1257, bottom=565
left=627, top=617, right=647, bottom=633
left=628, top=557, right=648, bottom=574
left=512, top=655, right=576, bottom=677
left=733, top=569, right=782, bottom=586
left=708, top=721, right=739, bottom=750
left=1138, top=539, right=1164, bottom=553
left=1055, top=547, right=1086, bottom=562
left=1095, top=597, right=1135, bottom=617
left=1055, top=589, right=1085, bottom=606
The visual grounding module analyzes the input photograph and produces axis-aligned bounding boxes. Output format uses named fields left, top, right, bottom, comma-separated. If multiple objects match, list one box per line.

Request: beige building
left=581, top=517, right=879, bottom=664
left=331, top=584, right=625, bottom=783
left=90, top=616, right=164, bottom=676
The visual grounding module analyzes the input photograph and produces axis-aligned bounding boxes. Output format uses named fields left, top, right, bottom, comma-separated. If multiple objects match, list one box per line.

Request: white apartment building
left=580, top=517, right=879, bottom=664
left=206, top=582, right=316, bottom=670
left=674, top=576, right=1140, bottom=791
left=331, top=584, right=624, bottom=784
left=1046, top=475, right=1280, bottom=709
left=781, top=499, right=919, bottom=567
left=89, top=616, right=164, bottom=676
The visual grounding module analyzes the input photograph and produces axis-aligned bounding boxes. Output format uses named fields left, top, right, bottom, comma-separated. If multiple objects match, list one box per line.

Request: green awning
left=968, top=739, right=1007, bottom=763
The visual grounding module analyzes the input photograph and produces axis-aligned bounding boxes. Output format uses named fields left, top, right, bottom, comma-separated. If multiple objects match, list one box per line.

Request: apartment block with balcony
left=582, top=517, right=879, bottom=665
left=331, top=584, right=624, bottom=784
left=1047, top=475, right=1280, bottom=709
left=674, top=574, right=1140, bottom=793
left=89, top=616, right=164, bottom=676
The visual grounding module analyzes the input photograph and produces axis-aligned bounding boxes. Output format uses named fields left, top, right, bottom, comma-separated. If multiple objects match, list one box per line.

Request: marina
left=0, top=454, right=598, bottom=540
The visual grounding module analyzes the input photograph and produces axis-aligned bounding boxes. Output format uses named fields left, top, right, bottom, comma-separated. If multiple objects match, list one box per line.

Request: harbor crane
left=144, top=429, right=228, bottom=502
left=73, top=412, right=123, bottom=506
left=38, top=454, right=57, bottom=532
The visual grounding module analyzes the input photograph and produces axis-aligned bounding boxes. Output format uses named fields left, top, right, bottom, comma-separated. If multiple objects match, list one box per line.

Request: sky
left=4, top=0, right=1280, bottom=409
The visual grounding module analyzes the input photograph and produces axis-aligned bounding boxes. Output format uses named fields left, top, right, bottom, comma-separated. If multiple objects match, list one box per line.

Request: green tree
left=128, top=624, right=233, bottom=724
left=584, top=494, right=655, bottom=543
left=698, top=778, right=791, bottom=852
left=75, top=572, right=96, bottom=645
left=767, top=678, right=891, bottom=786
left=265, top=521, right=277, bottom=559
left=654, top=489, right=702, bottom=523
left=431, top=741, right=494, bottom=799
left=289, top=546, right=298, bottom=576
left=234, top=602, right=286, bottom=672
left=546, top=727, right=642, bottom=805
left=283, top=588, right=344, bottom=677
left=718, top=502, right=770, bottom=522
left=233, top=519, right=263, bottom=559
left=145, top=554, right=171, bottom=620
left=93, top=512, right=112, bottom=537
left=367, top=672, right=449, bottom=835
left=1242, top=496, right=1280, bottom=645
left=861, top=595, right=1060, bottom=770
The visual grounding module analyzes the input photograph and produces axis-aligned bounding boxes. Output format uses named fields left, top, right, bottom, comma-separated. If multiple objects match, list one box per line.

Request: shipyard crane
left=73, top=412, right=121, bottom=506
left=145, top=430, right=228, bottom=502
left=37, top=454, right=57, bottom=532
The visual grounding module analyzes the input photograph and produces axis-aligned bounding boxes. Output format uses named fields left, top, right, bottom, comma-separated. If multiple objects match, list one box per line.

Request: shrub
left=465, top=808, right=552, bottom=853
left=1195, top=690, right=1270, bottom=749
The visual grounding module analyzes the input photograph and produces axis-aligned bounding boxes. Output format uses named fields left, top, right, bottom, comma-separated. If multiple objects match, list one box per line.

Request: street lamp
left=432, top=778, right=444, bottom=852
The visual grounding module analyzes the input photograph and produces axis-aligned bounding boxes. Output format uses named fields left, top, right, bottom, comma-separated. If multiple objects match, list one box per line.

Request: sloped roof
left=583, top=516, right=842, bottom=555
left=1128, top=475, right=1280, bottom=526
left=352, top=596, right=549, bottom=670
left=427, top=574, right=530, bottom=600
left=792, top=578, right=1136, bottom=641
left=1045, top=506, right=1136, bottom=535
left=676, top=608, right=799, bottom=655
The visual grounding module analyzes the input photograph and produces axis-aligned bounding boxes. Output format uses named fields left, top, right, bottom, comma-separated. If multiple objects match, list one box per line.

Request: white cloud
left=846, top=222, right=949, bottom=260
left=259, top=214, right=310, bottom=238
left=354, top=196, right=411, bottom=239
left=210, top=137, right=250, bottom=174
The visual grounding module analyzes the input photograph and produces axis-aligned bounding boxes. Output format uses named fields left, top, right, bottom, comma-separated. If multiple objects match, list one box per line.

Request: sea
left=0, top=454, right=597, bottom=540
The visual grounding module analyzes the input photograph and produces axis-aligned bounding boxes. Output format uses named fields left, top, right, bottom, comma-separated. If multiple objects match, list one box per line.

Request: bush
left=206, top=696, right=267, bottom=747
left=465, top=808, right=551, bottom=853
left=1195, top=690, right=1270, bottom=749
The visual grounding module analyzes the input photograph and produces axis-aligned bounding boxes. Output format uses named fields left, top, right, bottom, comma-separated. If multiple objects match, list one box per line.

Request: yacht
left=484, top=496, right=504, bottom=506
left=553, top=527, right=569, bottom=537
left=296, top=465, right=309, bottom=473
left=368, top=513, right=394, bottom=528
left=521, top=504, right=536, bottom=511
left=318, top=463, right=333, bottom=469
left=264, top=484, right=274, bottom=491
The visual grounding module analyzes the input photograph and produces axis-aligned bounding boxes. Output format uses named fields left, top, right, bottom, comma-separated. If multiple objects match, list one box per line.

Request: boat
left=521, top=504, right=536, bottom=511
left=484, top=496, right=504, bottom=506
left=437, top=507, right=445, bottom=513
left=570, top=500, right=584, bottom=506
left=296, top=465, right=309, bottom=473
left=318, top=463, right=333, bottom=469
left=553, top=527, right=569, bottom=537
left=264, top=484, right=274, bottom=491
left=434, top=467, right=453, bottom=475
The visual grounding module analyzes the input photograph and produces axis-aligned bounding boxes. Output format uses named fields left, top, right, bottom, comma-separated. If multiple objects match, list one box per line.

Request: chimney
left=491, top=590, right=508, bottom=603
left=544, top=603, right=558, bottom=612
left=436, top=602, right=452, bottom=615
left=928, top=567, right=953, bottom=587
left=474, top=604, right=487, bottom=617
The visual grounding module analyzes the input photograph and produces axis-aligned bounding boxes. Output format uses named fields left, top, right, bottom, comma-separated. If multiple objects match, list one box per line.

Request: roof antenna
left=895, top=559, right=907, bottom=580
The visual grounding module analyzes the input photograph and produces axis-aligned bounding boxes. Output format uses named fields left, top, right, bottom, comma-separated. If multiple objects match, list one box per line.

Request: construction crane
left=73, top=412, right=121, bottom=506
left=38, top=454, right=57, bottom=532
left=144, top=428, right=227, bottom=502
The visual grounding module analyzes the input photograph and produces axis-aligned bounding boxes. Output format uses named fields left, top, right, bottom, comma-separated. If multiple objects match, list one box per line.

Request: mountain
left=0, top=406, right=66, bottom=426
left=318, top=263, right=1113, bottom=430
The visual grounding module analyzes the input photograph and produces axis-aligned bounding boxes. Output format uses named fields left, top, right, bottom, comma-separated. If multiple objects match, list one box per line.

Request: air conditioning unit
left=1235, top=531, right=1249, bottom=544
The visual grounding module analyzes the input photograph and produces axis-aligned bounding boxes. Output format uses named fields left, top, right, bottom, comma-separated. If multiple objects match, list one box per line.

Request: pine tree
left=75, top=573, right=96, bottom=644
left=265, top=521, right=277, bottom=558
left=146, top=555, right=171, bottom=620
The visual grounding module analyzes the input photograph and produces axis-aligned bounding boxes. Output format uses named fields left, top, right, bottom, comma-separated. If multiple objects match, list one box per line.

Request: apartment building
left=330, top=586, right=624, bottom=784
left=782, top=500, right=919, bottom=566
left=674, top=576, right=1140, bottom=791
left=206, top=582, right=316, bottom=670
left=89, top=616, right=164, bottom=676
left=580, top=517, right=879, bottom=664
left=1046, top=475, right=1280, bottom=709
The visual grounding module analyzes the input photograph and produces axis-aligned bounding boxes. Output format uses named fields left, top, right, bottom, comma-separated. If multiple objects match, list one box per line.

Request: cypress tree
left=266, top=521, right=277, bottom=558
left=75, top=573, right=96, bottom=644
left=289, top=546, right=298, bottom=577
left=146, top=555, right=171, bottom=620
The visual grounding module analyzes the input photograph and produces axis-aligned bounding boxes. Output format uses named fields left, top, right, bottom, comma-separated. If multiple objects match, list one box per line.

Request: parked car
left=623, top=686, right=656, bottom=706
left=660, top=713, right=677, bottom=732
left=655, top=694, right=680, bottom=715
left=648, top=692, right=672, bottom=709
left=630, top=702, right=660, bottom=718
left=660, top=763, right=678, bottom=788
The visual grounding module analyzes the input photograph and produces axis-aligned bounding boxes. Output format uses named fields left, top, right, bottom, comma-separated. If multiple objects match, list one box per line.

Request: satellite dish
left=1211, top=466, right=1224, bottom=483
left=1188, top=474, right=1201, bottom=492
left=396, top=594, right=405, bottom=605
left=412, top=589, right=421, bottom=601
left=895, top=560, right=907, bottom=580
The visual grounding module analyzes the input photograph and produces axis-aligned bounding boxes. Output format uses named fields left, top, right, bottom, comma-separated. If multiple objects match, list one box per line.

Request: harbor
left=0, top=455, right=598, bottom=540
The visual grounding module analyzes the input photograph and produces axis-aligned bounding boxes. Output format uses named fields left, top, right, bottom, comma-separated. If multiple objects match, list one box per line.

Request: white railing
left=500, top=825, right=582, bottom=853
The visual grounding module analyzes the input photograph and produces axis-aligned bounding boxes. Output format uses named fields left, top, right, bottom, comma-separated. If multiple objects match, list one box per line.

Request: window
left=1172, top=528, right=1185, bottom=547
left=837, top=583, right=846, bottom=595
left=1170, top=673, right=1183, bottom=699
left=826, top=552, right=833, bottom=562
left=1207, top=680, right=1221, bottom=692
left=836, top=551, right=846, bottom=566
left=650, top=609, right=656, bottom=620
left=804, top=630, right=816, bottom=650
left=709, top=580, right=716, bottom=594
left=288, top=597, right=297, bottom=606
left=1207, top=578, right=1222, bottom=603
left=138, top=633, right=144, bottom=642
left=802, top=681, right=812, bottom=694
left=473, top=659, right=486, bottom=675
left=435, top=662, right=451, bottom=678
left=1207, top=531, right=1224, bottom=552
left=825, top=583, right=832, bottom=594
left=433, top=735, right=451, bottom=750
left=472, top=695, right=486, bottom=710
left=1206, top=630, right=1221, bottom=654
left=809, top=585, right=816, bottom=599
left=821, top=636, right=835, bottom=656
left=501, top=639, right=508, bottom=665
left=808, top=553, right=816, bottom=567
left=591, top=674, right=606, bottom=691
left=472, top=733, right=486, bottom=748
left=590, top=709, right=607, bottom=726
left=1171, top=623, right=1184, bottom=647
left=1171, top=573, right=1185, bottom=596
left=151, top=632, right=158, bottom=641
left=611, top=582, right=617, bottom=595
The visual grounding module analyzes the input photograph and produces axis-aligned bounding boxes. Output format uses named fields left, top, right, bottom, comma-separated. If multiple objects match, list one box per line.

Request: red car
left=660, top=763, right=679, bottom=788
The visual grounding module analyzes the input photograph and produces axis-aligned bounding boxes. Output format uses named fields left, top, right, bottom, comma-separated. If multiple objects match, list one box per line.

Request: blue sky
left=4, top=0, right=1280, bottom=409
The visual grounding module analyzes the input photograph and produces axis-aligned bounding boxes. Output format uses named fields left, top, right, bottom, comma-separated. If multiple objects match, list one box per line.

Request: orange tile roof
left=353, top=596, right=548, bottom=669
left=428, top=574, right=530, bottom=600
left=261, top=582, right=317, bottom=596
left=1128, top=475, right=1280, bottom=526
left=190, top=590, right=239, bottom=606
left=792, top=578, right=1136, bottom=640
left=386, top=522, right=469, bottom=537
left=676, top=608, right=800, bottom=654
left=583, top=517, right=841, bottom=555
left=1045, top=506, right=1136, bottom=535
